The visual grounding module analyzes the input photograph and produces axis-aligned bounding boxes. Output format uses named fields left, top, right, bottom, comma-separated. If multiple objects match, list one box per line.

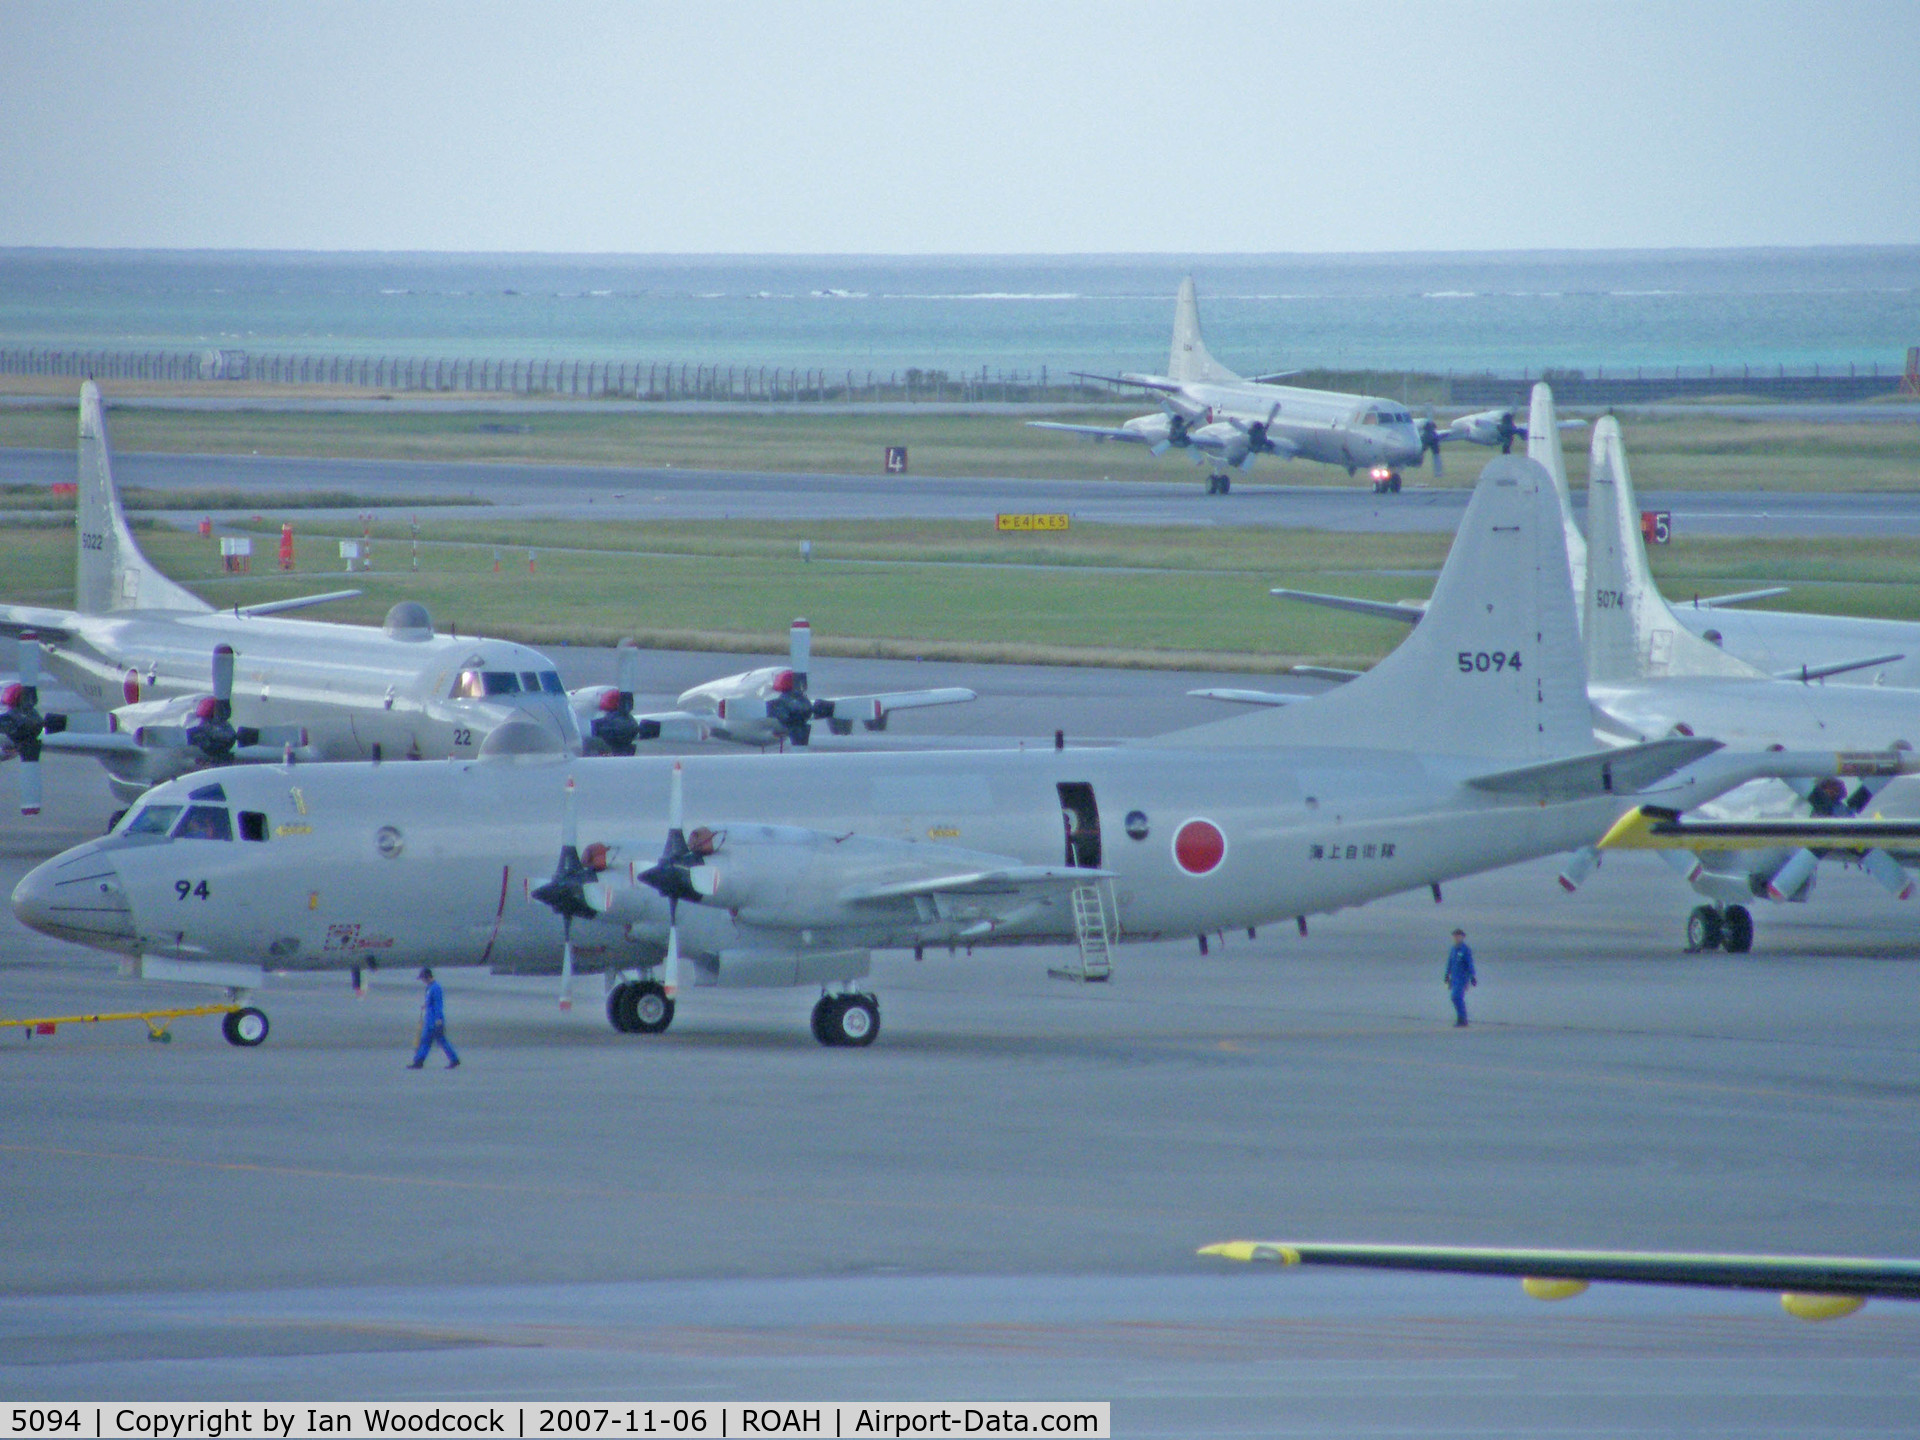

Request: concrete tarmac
left=7, top=445, right=1920, bottom=537
left=4, top=680, right=1919, bottom=1431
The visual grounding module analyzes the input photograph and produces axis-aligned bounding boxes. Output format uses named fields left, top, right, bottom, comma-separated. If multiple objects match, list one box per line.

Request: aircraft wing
left=841, top=865, right=1113, bottom=904
left=1600, top=806, right=1920, bottom=854
left=231, top=590, right=362, bottom=618
left=1270, top=588, right=1426, bottom=625
left=1025, top=421, right=1153, bottom=445
left=817, top=687, right=976, bottom=732
left=38, top=728, right=143, bottom=759
left=632, top=710, right=710, bottom=743
left=1198, top=1241, right=1920, bottom=1314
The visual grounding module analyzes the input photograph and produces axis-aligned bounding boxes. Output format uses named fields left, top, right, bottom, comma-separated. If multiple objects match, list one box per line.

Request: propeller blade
left=664, top=907, right=681, bottom=998
left=562, top=774, right=579, bottom=852
left=18, top=633, right=40, bottom=689
left=19, top=754, right=41, bottom=816
left=615, top=638, right=641, bottom=697
left=668, top=760, right=683, bottom=832
left=789, top=618, right=811, bottom=689
left=211, top=644, right=235, bottom=706
left=559, top=924, right=575, bottom=1011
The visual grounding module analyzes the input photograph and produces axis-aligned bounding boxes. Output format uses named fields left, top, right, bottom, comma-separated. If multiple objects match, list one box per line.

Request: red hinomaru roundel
left=1172, top=818, right=1227, bottom=875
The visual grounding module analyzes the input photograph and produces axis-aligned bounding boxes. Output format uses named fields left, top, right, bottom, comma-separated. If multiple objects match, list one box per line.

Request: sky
left=1, top=1, right=1917, bottom=254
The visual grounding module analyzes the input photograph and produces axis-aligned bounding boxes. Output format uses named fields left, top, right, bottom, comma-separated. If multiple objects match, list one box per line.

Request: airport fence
left=0, top=347, right=1908, bottom=405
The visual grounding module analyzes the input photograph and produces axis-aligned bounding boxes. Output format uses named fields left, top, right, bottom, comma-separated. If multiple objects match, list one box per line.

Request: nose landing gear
left=1370, top=467, right=1403, bottom=494
left=1205, top=473, right=1232, bottom=495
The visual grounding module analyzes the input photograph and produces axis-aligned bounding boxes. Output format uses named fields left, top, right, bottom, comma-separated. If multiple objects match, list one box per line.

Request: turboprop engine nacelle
left=1189, top=421, right=1253, bottom=467
left=1449, top=408, right=1522, bottom=450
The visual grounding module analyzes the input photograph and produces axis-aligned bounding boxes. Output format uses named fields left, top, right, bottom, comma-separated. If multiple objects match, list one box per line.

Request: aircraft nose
left=11, top=845, right=138, bottom=951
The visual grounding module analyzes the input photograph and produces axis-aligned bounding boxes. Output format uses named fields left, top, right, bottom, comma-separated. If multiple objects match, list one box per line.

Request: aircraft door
left=1056, top=782, right=1101, bottom=869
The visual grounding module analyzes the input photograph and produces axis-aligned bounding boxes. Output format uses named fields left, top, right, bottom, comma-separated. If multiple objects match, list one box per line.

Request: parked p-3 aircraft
left=0, top=383, right=581, bottom=810
left=16, top=459, right=1875, bottom=1047
left=1028, top=278, right=1565, bottom=495
left=574, top=620, right=976, bottom=753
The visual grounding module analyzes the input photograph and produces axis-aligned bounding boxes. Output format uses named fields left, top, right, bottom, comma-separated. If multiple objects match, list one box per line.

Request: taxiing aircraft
left=574, top=620, right=976, bottom=753
left=14, top=460, right=1875, bottom=1047
left=0, top=383, right=580, bottom=810
left=1201, top=1240, right=1919, bottom=1322
left=1029, top=278, right=1573, bottom=495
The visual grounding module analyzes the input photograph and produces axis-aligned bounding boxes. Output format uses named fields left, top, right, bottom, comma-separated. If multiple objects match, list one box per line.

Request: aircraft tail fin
left=1167, top=277, right=1241, bottom=385
left=1150, top=456, right=1591, bottom=759
left=1584, top=417, right=1758, bottom=683
left=1527, top=382, right=1586, bottom=608
left=75, top=382, right=210, bottom=616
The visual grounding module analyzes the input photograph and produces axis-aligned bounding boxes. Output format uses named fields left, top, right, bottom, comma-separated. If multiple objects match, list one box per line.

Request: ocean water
left=0, top=249, right=1915, bottom=377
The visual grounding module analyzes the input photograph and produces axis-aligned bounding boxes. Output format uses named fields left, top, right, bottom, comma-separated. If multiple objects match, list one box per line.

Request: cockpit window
left=124, top=804, right=182, bottom=836
left=521, top=671, right=542, bottom=693
left=173, top=806, right=232, bottom=842
left=452, top=670, right=485, bottom=699
left=483, top=671, right=521, bottom=696
left=238, top=811, right=269, bottom=842
left=1361, top=410, right=1380, bottom=425
left=189, top=782, right=228, bottom=802
left=539, top=671, right=565, bottom=695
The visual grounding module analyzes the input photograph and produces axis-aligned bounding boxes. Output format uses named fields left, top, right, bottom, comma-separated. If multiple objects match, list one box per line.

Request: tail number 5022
left=1458, top=651, right=1521, bottom=673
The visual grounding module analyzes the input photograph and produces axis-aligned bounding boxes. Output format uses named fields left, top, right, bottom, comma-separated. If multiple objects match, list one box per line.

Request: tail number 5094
left=1458, top=651, right=1521, bottom=673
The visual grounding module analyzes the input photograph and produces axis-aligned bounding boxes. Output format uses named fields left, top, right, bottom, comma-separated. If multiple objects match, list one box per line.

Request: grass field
left=1, top=397, right=1916, bottom=492
left=7, top=513, right=1919, bottom=671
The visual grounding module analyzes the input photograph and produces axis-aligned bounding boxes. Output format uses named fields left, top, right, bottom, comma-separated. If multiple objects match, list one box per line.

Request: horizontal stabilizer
left=0, top=613, right=76, bottom=644
left=1290, top=665, right=1362, bottom=683
left=1188, top=688, right=1296, bottom=707
left=1068, top=370, right=1182, bottom=393
left=1466, top=736, right=1722, bottom=803
left=1199, top=1240, right=1920, bottom=1303
left=1692, top=587, right=1790, bottom=609
left=1270, top=588, right=1425, bottom=625
left=233, top=589, right=362, bottom=618
left=1776, top=652, right=1904, bottom=683
left=841, top=865, right=1112, bottom=904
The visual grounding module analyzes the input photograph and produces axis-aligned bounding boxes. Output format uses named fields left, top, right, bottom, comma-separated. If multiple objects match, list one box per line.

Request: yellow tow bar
left=0, top=1002, right=269, bottom=1047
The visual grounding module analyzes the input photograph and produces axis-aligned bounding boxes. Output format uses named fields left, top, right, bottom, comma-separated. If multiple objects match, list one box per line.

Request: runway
left=6, top=445, right=1920, bottom=537
left=3, top=663, right=1919, bottom=1432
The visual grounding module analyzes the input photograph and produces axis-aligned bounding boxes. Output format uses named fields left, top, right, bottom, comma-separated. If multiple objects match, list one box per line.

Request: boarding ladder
left=1050, top=880, right=1116, bottom=983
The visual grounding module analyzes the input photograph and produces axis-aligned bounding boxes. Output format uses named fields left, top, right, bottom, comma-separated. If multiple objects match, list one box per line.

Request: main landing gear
left=1686, top=903, right=1754, bottom=954
left=220, top=1006, right=270, bottom=1046
left=1205, top=473, right=1232, bottom=495
left=811, top=992, right=880, bottom=1047
left=1370, top=467, right=1403, bottom=494
left=606, top=979, right=675, bottom=1034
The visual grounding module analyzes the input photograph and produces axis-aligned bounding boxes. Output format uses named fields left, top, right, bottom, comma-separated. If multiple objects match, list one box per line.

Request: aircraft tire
left=1686, top=905, right=1723, bottom=953
left=827, top=994, right=880, bottom=1048
left=221, top=1006, right=270, bottom=1047
left=810, top=995, right=839, bottom=1045
left=628, top=981, right=674, bottom=1034
left=1218, top=475, right=1231, bottom=495
left=1722, top=905, right=1754, bottom=954
left=607, top=983, right=636, bottom=1033
left=1388, top=473, right=1402, bottom=494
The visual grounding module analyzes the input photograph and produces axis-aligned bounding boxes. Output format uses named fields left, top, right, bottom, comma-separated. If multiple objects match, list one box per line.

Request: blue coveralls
left=1445, top=942, right=1477, bottom=1026
left=412, top=980, right=460, bottom=1066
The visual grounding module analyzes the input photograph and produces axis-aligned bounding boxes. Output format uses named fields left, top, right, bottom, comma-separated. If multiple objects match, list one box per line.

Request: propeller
left=1, top=633, right=60, bottom=816
left=766, top=619, right=827, bottom=747
left=1228, top=401, right=1283, bottom=465
left=528, top=775, right=604, bottom=1011
left=590, top=639, right=644, bottom=755
left=1147, top=409, right=1193, bottom=458
left=634, top=761, right=717, bottom=998
left=1494, top=408, right=1523, bottom=454
left=1419, top=416, right=1445, bottom=478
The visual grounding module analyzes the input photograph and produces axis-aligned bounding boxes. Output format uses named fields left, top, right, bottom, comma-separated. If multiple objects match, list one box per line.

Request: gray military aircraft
left=14, top=459, right=1875, bottom=1047
left=1028, top=278, right=1560, bottom=495
left=0, top=383, right=580, bottom=810
left=574, top=620, right=976, bottom=753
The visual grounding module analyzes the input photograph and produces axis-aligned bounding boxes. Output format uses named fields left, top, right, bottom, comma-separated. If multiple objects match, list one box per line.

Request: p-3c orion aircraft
left=15, top=459, right=1877, bottom=1048
left=0, top=383, right=580, bottom=811
left=1029, top=278, right=1561, bottom=495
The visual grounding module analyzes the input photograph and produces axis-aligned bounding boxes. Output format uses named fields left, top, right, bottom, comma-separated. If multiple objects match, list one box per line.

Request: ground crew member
left=1444, top=928, right=1477, bottom=1027
left=408, top=966, right=460, bottom=1069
